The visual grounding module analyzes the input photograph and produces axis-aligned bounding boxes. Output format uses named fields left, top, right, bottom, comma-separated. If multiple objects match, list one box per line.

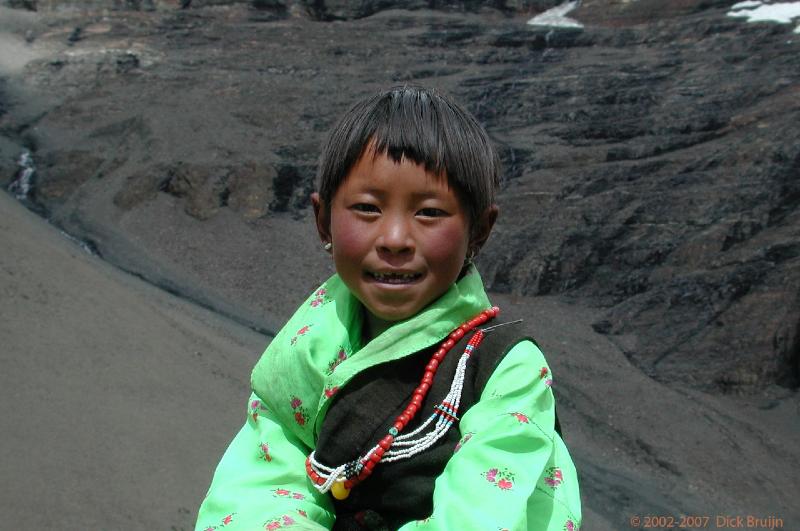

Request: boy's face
left=316, top=150, right=473, bottom=325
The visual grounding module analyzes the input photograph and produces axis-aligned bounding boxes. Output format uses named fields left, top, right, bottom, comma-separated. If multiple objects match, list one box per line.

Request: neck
left=362, top=308, right=394, bottom=344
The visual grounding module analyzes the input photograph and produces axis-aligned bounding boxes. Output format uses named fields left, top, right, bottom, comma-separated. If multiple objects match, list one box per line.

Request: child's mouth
left=366, top=271, right=422, bottom=284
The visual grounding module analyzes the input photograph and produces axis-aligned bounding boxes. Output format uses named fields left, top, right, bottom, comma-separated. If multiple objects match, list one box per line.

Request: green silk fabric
left=250, top=266, right=491, bottom=448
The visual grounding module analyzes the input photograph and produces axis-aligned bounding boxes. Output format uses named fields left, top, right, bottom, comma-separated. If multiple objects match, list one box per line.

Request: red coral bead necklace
left=306, top=306, right=500, bottom=500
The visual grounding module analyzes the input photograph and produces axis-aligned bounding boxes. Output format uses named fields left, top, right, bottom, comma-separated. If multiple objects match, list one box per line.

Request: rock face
left=1, top=0, right=798, bottom=396
left=2, top=1, right=800, bottom=528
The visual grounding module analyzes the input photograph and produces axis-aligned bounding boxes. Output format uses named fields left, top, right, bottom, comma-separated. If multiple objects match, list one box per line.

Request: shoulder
left=473, top=325, right=550, bottom=396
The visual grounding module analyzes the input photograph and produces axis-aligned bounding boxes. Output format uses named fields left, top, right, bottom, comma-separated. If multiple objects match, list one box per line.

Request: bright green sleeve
left=195, top=393, right=335, bottom=531
left=398, top=340, right=582, bottom=531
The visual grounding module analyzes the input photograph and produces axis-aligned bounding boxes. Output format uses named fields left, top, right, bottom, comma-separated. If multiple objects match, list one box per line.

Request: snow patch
left=728, top=1, right=800, bottom=34
left=527, top=1, right=583, bottom=29
left=732, top=0, right=763, bottom=8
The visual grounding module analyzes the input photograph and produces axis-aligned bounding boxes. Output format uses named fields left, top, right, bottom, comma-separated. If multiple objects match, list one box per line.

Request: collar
left=251, top=265, right=491, bottom=448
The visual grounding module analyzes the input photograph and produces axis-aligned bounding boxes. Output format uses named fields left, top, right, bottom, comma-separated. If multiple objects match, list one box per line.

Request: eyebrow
left=411, top=191, right=442, bottom=201
left=358, top=188, right=445, bottom=201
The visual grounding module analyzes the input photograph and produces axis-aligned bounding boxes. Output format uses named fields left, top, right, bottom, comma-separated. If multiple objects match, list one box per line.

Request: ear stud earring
left=464, top=249, right=476, bottom=266
left=324, top=242, right=332, bottom=251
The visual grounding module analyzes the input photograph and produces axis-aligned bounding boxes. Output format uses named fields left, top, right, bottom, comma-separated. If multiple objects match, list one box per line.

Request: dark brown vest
left=314, top=326, right=559, bottom=530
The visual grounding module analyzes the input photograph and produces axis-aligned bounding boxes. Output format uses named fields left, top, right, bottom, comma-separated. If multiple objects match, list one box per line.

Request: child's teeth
left=373, top=272, right=416, bottom=281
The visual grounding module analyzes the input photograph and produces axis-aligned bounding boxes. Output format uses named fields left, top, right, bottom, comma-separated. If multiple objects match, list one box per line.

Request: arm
left=398, top=340, right=582, bottom=531
left=196, top=393, right=335, bottom=531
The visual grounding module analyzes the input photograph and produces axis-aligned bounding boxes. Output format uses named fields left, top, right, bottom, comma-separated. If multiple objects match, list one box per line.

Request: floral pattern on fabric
left=309, top=288, right=330, bottom=308
left=454, top=432, right=473, bottom=453
left=272, top=488, right=306, bottom=500
left=564, top=518, right=578, bottom=531
left=259, top=442, right=272, bottom=462
left=289, top=396, right=310, bottom=427
left=263, top=515, right=296, bottom=529
left=510, top=412, right=530, bottom=424
left=290, top=325, right=312, bottom=346
left=202, top=512, right=236, bottom=529
left=326, top=348, right=348, bottom=375
left=250, top=398, right=267, bottom=423
left=540, top=366, right=553, bottom=387
left=483, top=467, right=515, bottom=491
left=323, top=386, right=339, bottom=399
left=544, top=467, right=563, bottom=488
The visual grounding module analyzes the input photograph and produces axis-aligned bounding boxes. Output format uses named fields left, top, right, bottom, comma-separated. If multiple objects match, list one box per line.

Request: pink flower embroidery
left=222, top=514, right=233, bottom=525
left=272, top=489, right=305, bottom=501
left=539, top=367, right=549, bottom=378
left=309, top=288, right=329, bottom=307
left=324, top=386, right=339, bottom=398
left=483, top=467, right=515, bottom=490
left=544, top=467, right=563, bottom=488
left=298, top=509, right=307, bottom=517
left=250, top=399, right=264, bottom=422
left=266, top=522, right=280, bottom=530
left=290, top=325, right=311, bottom=345
left=260, top=443, right=272, bottom=462
left=282, top=516, right=296, bottom=525
left=545, top=378, right=553, bottom=387
left=327, top=349, right=348, bottom=374
left=564, top=519, right=576, bottom=531
left=289, top=396, right=310, bottom=427
left=511, top=412, right=530, bottom=423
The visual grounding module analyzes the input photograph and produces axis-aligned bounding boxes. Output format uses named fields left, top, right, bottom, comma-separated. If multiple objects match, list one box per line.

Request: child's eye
left=417, top=207, right=448, bottom=218
left=352, top=203, right=380, bottom=213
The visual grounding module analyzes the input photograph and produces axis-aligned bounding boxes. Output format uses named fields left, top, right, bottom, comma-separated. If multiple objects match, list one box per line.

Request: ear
left=469, top=204, right=498, bottom=255
left=311, top=192, right=332, bottom=249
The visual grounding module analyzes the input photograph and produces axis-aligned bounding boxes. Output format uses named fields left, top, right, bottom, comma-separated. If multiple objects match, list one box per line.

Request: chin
left=369, top=305, right=416, bottom=323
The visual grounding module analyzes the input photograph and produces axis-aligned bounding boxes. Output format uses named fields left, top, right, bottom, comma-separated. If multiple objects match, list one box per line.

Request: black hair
left=316, top=85, right=500, bottom=225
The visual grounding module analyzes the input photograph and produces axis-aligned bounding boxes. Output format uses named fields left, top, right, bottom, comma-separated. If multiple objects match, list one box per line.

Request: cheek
left=330, top=215, right=368, bottom=265
left=424, top=222, right=470, bottom=270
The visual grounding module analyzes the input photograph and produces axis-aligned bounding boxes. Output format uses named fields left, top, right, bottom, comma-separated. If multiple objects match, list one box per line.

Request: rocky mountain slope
left=1, top=0, right=799, bottom=528
left=2, top=0, right=798, bottom=396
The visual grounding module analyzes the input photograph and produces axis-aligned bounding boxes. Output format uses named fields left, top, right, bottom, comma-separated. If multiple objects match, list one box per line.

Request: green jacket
left=196, top=268, right=581, bottom=530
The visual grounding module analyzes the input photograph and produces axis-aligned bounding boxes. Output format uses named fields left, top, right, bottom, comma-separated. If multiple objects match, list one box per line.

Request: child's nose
left=377, top=216, right=414, bottom=254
